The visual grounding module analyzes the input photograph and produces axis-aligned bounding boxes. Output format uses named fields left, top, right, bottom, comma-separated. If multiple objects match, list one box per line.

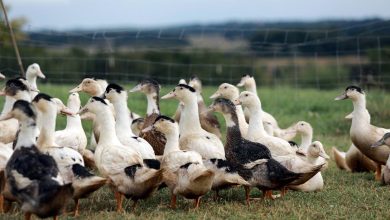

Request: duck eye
left=245, top=94, right=248, bottom=97
left=301, top=123, right=304, bottom=126
left=224, top=86, right=227, bottom=89
left=180, top=87, right=183, bottom=90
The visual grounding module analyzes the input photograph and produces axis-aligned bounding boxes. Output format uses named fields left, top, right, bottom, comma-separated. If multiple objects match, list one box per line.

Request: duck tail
left=332, top=147, right=350, bottom=171
left=267, top=158, right=303, bottom=186
left=126, top=164, right=164, bottom=190
left=289, top=163, right=325, bottom=185
left=179, top=162, right=214, bottom=192
left=71, top=164, right=107, bottom=199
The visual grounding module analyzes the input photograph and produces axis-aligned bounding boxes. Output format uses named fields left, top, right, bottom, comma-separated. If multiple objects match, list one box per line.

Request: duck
left=332, top=113, right=376, bottom=172
left=0, top=78, right=33, bottom=144
left=162, top=84, right=225, bottom=159
left=130, top=79, right=166, bottom=155
left=210, top=83, right=248, bottom=137
left=103, top=83, right=158, bottom=162
left=289, top=141, right=329, bottom=192
left=187, top=76, right=221, bottom=138
left=144, top=115, right=214, bottom=209
left=54, top=93, right=96, bottom=169
left=32, top=93, right=107, bottom=216
left=78, top=96, right=163, bottom=212
left=371, top=133, right=390, bottom=184
left=335, top=85, right=390, bottom=180
left=172, top=79, right=187, bottom=122
left=236, top=91, right=324, bottom=174
left=210, top=98, right=323, bottom=200
left=25, top=63, right=46, bottom=99
left=131, top=118, right=145, bottom=136
left=237, top=74, right=297, bottom=141
left=1, top=100, right=73, bottom=220
left=294, top=121, right=314, bottom=152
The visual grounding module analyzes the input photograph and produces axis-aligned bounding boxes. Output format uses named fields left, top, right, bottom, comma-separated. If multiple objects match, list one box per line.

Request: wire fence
left=1, top=20, right=390, bottom=90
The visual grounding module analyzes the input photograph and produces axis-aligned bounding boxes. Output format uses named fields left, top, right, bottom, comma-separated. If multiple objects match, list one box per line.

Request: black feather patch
left=12, top=100, right=36, bottom=119
left=242, top=74, right=253, bottom=77
left=177, top=84, right=195, bottom=92
left=5, top=79, right=29, bottom=95
left=345, top=85, right=364, bottom=94
left=209, top=158, right=239, bottom=173
left=72, top=164, right=93, bottom=178
left=288, top=141, right=298, bottom=148
left=180, top=162, right=193, bottom=169
left=124, top=164, right=142, bottom=179
left=91, top=96, right=107, bottom=105
left=32, top=93, right=52, bottom=103
left=143, top=159, right=161, bottom=170
left=154, top=115, right=174, bottom=124
left=105, top=83, right=124, bottom=94
left=131, top=117, right=144, bottom=125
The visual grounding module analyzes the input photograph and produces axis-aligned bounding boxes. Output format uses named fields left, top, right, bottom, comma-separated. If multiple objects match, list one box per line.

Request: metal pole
left=0, top=0, right=25, bottom=76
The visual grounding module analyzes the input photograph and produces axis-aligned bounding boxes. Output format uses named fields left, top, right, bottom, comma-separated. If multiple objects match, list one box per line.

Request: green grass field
left=2, top=84, right=390, bottom=219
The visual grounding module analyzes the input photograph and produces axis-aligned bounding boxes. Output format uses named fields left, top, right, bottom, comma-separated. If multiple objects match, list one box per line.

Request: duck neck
left=94, top=107, right=122, bottom=145
left=351, top=96, right=370, bottom=124
left=26, top=75, right=37, bottom=90
left=300, top=132, right=313, bottom=151
left=65, top=114, right=82, bottom=130
left=146, top=92, right=160, bottom=116
left=247, top=104, right=267, bottom=137
left=179, top=96, right=202, bottom=135
left=236, top=105, right=248, bottom=128
left=37, top=108, right=57, bottom=148
left=112, top=98, right=135, bottom=136
left=224, top=111, right=242, bottom=148
left=246, top=80, right=257, bottom=94
left=91, top=86, right=103, bottom=97
left=14, top=118, right=37, bottom=149
left=1, top=96, right=16, bottom=115
left=15, top=91, right=32, bottom=102
left=163, top=131, right=180, bottom=155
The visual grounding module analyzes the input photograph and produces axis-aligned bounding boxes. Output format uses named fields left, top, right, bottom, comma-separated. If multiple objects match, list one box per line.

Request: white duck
left=210, top=83, right=249, bottom=138
left=103, top=83, right=156, bottom=160
left=0, top=78, right=32, bottom=144
left=237, top=74, right=296, bottom=140
left=236, top=91, right=323, bottom=174
left=32, top=93, right=106, bottom=216
left=172, top=79, right=187, bottom=122
left=335, top=85, right=390, bottom=180
left=25, top=63, right=46, bottom=99
left=162, top=84, right=225, bottom=160
left=294, top=121, right=314, bottom=152
left=144, top=115, right=214, bottom=209
left=78, top=96, right=163, bottom=212
left=289, top=141, right=329, bottom=192
left=1, top=100, right=73, bottom=220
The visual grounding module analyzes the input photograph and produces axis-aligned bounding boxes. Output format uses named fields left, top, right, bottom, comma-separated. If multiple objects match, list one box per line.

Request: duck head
left=32, top=93, right=73, bottom=116
left=294, top=121, right=313, bottom=136
left=67, top=92, right=81, bottom=112
left=210, top=83, right=239, bottom=100
left=209, top=98, right=235, bottom=115
left=161, top=84, right=196, bottom=102
left=188, top=76, right=202, bottom=93
left=308, top=141, right=330, bottom=159
left=131, top=118, right=145, bottom=136
left=2, top=78, right=32, bottom=99
left=143, top=115, right=177, bottom=136
left=103, top=83, right=126, bottom=103
left=70, top=78, right=102, bottom=96
left=237, top=74, right=254, bottom=87
left=371, top=133, right=390, bottom=148
left=178, top=79, right=187, bottom=85
left=235, top=91, right=260, bottom=110
left=129, top=79, right=160, bottom=95
left=78, top=96, right=108, bottom=115
left=0, top=100, right=36, bottom=122
left=335, top=85, right=365, bottom=101
left=26, top=63, right=46, bottom=79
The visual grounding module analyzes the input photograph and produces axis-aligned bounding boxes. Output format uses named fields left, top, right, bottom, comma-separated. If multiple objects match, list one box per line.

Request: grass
left=1, top=84, right=390, bottom=219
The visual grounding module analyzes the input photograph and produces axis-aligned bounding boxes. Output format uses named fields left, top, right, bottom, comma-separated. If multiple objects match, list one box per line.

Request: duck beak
left=60, top=107, right=75, bottom=117
left=233, top=99, right=241, bottom=105
left=237, top=81, right=244, bottom=87
left=142, top=125, right=153, bottom=133
left=319, top=151, right=330, bottom=160
left=334, top=92, right=348, bottom=101
left=37, top=70, right=46, bottom=79
left=69, top=83, right=82, bottom=93
left=371, top=138, right=385, bottom=148
left=77, top=106, right=88, bottom=115
left=0, top=87, right=5, bottom=96
left=129, top=84, right=141, bottom=93
left=345, top=113, right=353, bottom=120
left=0, top=112, right=13, bottom=121
left=209, top=92, right=221, bottom=99
left=161, top=91, right=175, bottom=100
left=0, top=73, right=5, bottom=79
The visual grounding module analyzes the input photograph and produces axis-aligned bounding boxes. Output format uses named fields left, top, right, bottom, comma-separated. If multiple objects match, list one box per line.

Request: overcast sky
left=4, top=0, right=390, bottom=30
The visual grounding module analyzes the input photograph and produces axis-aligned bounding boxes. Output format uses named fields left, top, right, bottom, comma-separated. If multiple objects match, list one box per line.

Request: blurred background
left=1, top=0, right=390, bottom=89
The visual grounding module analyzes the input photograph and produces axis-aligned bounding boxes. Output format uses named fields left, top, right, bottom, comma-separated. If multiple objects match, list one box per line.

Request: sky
left=4, top=0, right=390, bottom=30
